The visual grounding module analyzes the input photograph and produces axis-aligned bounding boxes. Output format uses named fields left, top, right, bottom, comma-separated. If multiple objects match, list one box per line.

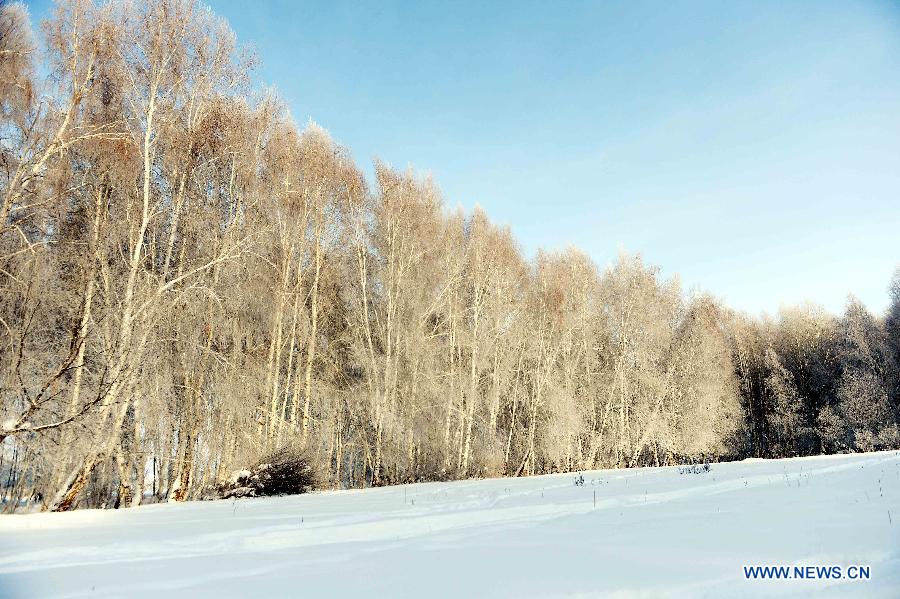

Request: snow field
left=1, top=451, right=898, bottom=598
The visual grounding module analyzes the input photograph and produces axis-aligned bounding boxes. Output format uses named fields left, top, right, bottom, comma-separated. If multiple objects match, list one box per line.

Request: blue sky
left=26, top=0, right=900, bottom=316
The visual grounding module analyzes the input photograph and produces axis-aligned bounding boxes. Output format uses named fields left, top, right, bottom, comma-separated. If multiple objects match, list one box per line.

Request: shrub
left=874, top=424, right=900, bottom=450
left=217, top=445, right=319, bottom=499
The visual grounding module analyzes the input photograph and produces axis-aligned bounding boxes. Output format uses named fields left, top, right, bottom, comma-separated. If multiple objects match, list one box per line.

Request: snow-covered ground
left=1, top=452, right=898, bottom=598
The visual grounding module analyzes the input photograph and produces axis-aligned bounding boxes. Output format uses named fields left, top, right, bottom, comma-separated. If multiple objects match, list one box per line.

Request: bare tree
left=2, top=0, right=897, bottom=513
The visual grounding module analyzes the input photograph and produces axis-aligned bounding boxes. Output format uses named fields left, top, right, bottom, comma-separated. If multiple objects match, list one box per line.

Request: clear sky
left=25, top=0, right=900, bottom=316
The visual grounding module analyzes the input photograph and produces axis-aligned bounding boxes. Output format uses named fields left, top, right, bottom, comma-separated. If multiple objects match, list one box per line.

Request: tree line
left=1, top=0, right=898, bottom=511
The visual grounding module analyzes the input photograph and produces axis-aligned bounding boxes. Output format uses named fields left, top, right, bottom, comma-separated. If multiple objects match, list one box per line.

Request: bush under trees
left=217, top=446, right=319, bottom=499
